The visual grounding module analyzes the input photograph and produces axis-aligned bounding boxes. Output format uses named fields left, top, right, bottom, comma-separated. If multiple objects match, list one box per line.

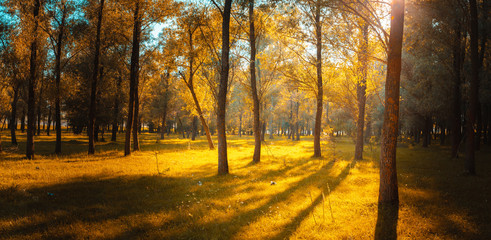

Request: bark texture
left=355, top=22, right=368, bottom=160
left=125, top=1, right=141, bottom=156
left=465, top=0, right=479, bottom=175
left=217, top=0, right=232, bottom=175
left=379, top=0, right=404, bottom=204
left=26, top=0, right=41, bottom=159
left=250, top=0, right=261, bottom=164
left=313, top=0, right=323, bottom=158
left=88, top=0, right=104, bottom=155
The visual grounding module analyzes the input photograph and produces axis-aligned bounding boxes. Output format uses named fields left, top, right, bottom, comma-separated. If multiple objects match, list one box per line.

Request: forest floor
left=0, top=131, right=490, bottom=239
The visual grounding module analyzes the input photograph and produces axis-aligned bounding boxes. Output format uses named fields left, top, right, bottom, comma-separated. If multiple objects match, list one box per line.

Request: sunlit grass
left=0, top=130, right=490, bottom=239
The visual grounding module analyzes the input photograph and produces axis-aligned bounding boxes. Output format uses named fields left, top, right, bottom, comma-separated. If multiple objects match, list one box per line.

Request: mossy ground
left=0, top=131, right=490, bottom=239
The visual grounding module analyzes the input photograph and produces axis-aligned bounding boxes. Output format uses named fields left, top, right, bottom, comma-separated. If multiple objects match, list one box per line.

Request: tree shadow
left=164, top=159, right=353, bottom=239
left=269, top=160, right=355, bottom=240
left=374, top=202, right=399, bottom=240
left=0, top=175, right=190, bottom=238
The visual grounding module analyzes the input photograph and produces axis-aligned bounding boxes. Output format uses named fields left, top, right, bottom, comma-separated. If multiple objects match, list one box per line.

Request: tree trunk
left=21, top=107, right=25, bottom=133
left=88, top=0, right=104, bottom=155
left=111, top=76, right=122, bottom=142
left=191, top=116, right=197, bottom=140
left=440, top=124, right=445, bottom=146
left=239, top=113, right=242, bottom=137
left=160, top=108, right=167, bottom=140
left=10, top=83, right=20, bottom=145
left=182, top=40, right=214, bottom=149
left=217, top=0, right=232, bottom=175
left=54, top=2, right=66, bottom=154
left=125, top=1, right=141, bottom=156
left=250, top=0, right=261, bottom=164
left=465, top=0, right=479, bottom=175
left=422, top=116, right=430, bottom=148
left=355, top=22, right=368, bottom=160
left=451, top=21, right=463, bottom=158
left=379, top=0, right=404, bottom=204
left=133, top=86, right=140, bottom=151
left=313, top=0, right=323, bottom=157
left=365, top=114, right=372, bottom=143
left=26, top=0, right=41, bottom=159
left=36, top=83, right=43, bottom=136
left=476, top=103, right=482, bottom=150
left=46, top=105, right=51, bottom=136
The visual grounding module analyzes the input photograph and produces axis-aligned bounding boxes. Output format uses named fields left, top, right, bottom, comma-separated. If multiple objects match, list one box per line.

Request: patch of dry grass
left=0, top=130, right=490, bottom=239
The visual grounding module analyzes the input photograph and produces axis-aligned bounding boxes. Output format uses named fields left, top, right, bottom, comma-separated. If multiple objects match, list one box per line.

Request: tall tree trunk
left=313, top=0, right=323, bottom=157
left=217, top=0, right=232, bottom=175
left=379, top=0, right=404, bottom=204
left=451, top=21, right=462, bottom=158
left=476, top=104, right=482, bottom=150
left=295, top=99, right=300, bottom=141
left=88, top=0, right=104, bottom=155
left=465, top=0, right=479, bottom=175
left=125, top=1, right=141, bottom=156
left=21, top=107, right=25, bottom=133
left=10, top=83, right=20, bottom=145
left=355, top=21, right=368, bottom=160
left=239, top=112, right=242, bottom=137
left=36, top=83, right=43, bottom=136
left=365, top=113, right=372, bottom=143
left=182, top=28, right=214, bottom=149
left=476, top=0, right=488, bottom=150
left=422, top=116, right=430, bottom=148
left=133, top=85, right=140, bottom=151
left=54, top=2, right=66, bottom=154
left=46, top=105, right=51, bottom=136
left=111, top=76, right=122, bottom=142
left=250, top=0, right=261, bottom=163
left=192, top=116, right=197, bottom=140
left=26, top=0, right=41, bottom=159
left=440, top=124, right=445, bottom=145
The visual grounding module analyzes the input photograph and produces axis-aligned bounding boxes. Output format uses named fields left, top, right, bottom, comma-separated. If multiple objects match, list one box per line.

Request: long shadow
left=269, top=160, right=355, bottom=240
left=374, top=202, right=399, bottom=240
left=0, top=175, right=190, bottom=238
left=165, top=160, right=353, bottom=239
left=395, top=145, right=491, bottom=239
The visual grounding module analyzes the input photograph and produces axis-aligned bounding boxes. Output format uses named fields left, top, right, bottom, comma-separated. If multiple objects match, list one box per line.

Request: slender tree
left=88, top=0, right=105, bottom=155
left=178, top=9, right=215, bottom=150
left=216, top=0, right=232, bottom=175
left=379, top=0, right=405, bottom=204
left=313, top=0, right=323, bottom=158
left=111, top=76, right=122, bottom=141
left=54, top=0, right=67, bottom=154
left=125, top=0, right=141, bottom=156
left=354, top=20, right=368, bottom=160
left=10, top=82, right=20, bottom=146
left=451, top=20, right=463, bottom=158
left=26, top=0, right=41, bottom=160
left=465, top=0, right=479, bottom=175
left=249, top=0, right=261, bottom=163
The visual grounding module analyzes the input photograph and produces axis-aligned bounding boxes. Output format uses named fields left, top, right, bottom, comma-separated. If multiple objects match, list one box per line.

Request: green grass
left=0, top=130, right=490, bottom=239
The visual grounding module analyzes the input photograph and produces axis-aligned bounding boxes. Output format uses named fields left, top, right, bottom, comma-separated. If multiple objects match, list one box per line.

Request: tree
left=379, top=0, right=404, bottom=204
left=249, top=0, right=261, bottom=163
left=177, top=6, right=215, bottom=150
left=354, top=18, right=368, bottom=160
left=26, top=0, right=42, bottom=160
left=313, top=0, right=323, bottom=158
left=88, top=0, right=105, bottom=155
left=125, top=0, right=141, bottom=156
left=465, top=0, right=479, bottom=175
left=214, top=0, right=233, bottom=175
left=51, top=0, right=68, bottom=154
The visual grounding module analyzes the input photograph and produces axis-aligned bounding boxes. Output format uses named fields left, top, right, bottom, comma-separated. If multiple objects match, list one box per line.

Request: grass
left=0, top=130, right=490, bottom=239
